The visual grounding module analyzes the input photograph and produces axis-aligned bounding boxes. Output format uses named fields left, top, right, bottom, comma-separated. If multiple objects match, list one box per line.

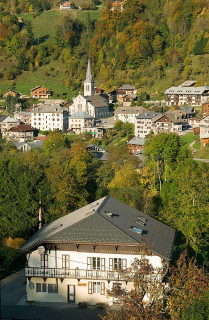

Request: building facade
left=128, top=137, right=145, bottom=154
left=164, top=86, right=209, bottom=106
left=114, top=106, right=146, bottom=124
left=0, top=116, right=21, bottom=133
left=14, top=112, right=32, bottom=125
left=3, top=124, right=36, bottom=141
left=135, top=112, right=162, bottom=138
left=200, top=116, right=209, bottom=142
left=153, top=111, right=189, bottom=134
left=31, top=104, right=68, bottom=132
left=68, top=111, right=94, bottom=134
left=30, top=86, right=51, bottom=99
left=20, top=196, right=175, bottom=305
left=116, top=85, right=137, bottom=103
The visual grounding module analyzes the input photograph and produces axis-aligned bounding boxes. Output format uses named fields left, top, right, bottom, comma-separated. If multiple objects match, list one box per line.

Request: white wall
left=26, top=249, right=162, bottom=305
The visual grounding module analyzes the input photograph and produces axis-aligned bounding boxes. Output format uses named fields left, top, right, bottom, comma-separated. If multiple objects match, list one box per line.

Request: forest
left=0, top=0, right=209, bottom=97
left=0, top=128, right=208, bottom=319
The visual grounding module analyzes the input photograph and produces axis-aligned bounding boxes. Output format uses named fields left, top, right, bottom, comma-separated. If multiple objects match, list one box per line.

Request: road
left=0, top=270, right=105, bottom=320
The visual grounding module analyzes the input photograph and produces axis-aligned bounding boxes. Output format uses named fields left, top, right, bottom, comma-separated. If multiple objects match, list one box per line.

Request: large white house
left=31, top=104, right=68, bottom=132
left=20, top=196, right=175, bottom=305
left=164, top=86, right=209, bottom=106
left=135, top=112, right=162, bottom=138
left=69, top=60, right=110, bottom=120
left=114, top=106, right=147, bottom=124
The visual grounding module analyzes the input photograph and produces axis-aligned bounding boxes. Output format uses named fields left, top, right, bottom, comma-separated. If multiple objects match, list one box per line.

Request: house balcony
left=25, top=267, right=126, bottom=281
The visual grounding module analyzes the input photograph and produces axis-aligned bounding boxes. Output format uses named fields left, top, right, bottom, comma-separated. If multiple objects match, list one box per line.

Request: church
left=69, top=60, right=110, bottom=120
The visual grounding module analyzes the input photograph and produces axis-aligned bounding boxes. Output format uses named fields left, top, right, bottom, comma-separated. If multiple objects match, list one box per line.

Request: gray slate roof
left=85, top=95, right=109, bottom=108
left=19, top=196, right=175, bottom=260
left=69, top=111, right=93, bottom=119
left=136, top=112, right=162, bottom=120
left=118, top=84, right=136, bottom=90
left=128, top=137, right=145, bottom=146
left=32, top=104, right=67, bottom=114
left=164, top=86, right=209, bottom=95
left=114, top=106, right=146, bottom=115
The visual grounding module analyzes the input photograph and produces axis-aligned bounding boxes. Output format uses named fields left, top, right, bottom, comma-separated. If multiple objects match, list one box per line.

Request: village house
left=111, top=1, right=124, bottom=11
left=85, top=144, right=109, bottom=161
left=69, top=60, right=110, bottom=120
left=203, top=103, right=209, bottom=116
left=199, top=116, right=209, bottom=146
left=116, top=85, right=137, bottom=103
left=152, top=110, right=189, bottom=134
left=12, top=140, right=44, bottom=151
left=68, top=111, right=94, bottom=135
left=0, top=116, right=21, bottom=133
left=135, top=112, right=162, bottom=138
left=164, top=85, right=209, bottom=106
left=3, top=89, right=20, bottom=99
left=114, top=106, right=147, bottom=124
left=60, top=2, right=73, bottom=9
left=14, top=111, right=32, bottom=125
left=31, top=104, right=68, bottom=132
left=188, top=118, right=201, bottom=128
left=19, top=196, right=175, bottom=305
left=128, top=137, right=145, bottom=154
left=30, top=86, right=52, bottom=99
left=122, top=94, right=137, bottom=107
left=2, top=124, right=36, bottom=142
left=82, top=126, right=104, bottom=138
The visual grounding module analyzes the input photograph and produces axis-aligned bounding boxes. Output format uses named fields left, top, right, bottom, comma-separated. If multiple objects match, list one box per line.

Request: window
left=109, top=258, right=127, bottom=271
left=36, top=283, right=47, bottom=293
left=41, top=254, right=48, bottom=268
left=62, top=255, right=70, bottom=268
left=88, top=282, right=105, bottom=295
left=48, top=284, right=58, bottom=294
left=87, top=257, right=105, bottom=270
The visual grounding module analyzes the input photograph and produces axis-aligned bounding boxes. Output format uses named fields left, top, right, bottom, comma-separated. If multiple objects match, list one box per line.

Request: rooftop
left=114, top=106, right=147, bottom=115
left=2, top=116, right=20, bottom=123
left=19, top=196, right=176, bottom=260
left=69, top=111, right=94, bottom=119
left=8, top=124, right=36, bottom=132
left=128, top=137, right=145, bottom=145
left=85, top=95, right=109, bottom=108
left=32, top=104, right=67, bottom=114
left=136, top=111, right=162, bottom=120
left=164, top=86, right=209, bottom=95
left=117, top=84, right=136, bottom=90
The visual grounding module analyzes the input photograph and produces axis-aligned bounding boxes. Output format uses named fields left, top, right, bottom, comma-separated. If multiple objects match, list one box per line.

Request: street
left=0, top=270, right=106, bottom=320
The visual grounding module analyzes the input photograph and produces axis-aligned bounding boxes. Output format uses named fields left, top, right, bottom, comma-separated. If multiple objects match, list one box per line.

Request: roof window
left=130, top=226, right=143, bottom=234
left=103, top=211, right=114, bottom=217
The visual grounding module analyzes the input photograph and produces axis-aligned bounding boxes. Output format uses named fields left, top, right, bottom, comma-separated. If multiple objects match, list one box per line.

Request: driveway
left=0, top=270, right=106, bottom=320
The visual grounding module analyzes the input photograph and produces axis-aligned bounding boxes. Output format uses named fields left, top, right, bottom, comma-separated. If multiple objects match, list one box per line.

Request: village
left=0, top=0, right=209, bottom=318
left=1, top=60, right=209, bottom=157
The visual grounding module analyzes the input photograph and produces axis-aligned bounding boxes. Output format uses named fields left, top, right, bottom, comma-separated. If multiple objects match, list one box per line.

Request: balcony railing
left=25, top=267, right=126, bottom=281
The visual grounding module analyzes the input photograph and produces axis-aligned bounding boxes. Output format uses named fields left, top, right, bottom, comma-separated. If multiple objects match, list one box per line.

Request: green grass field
left=194, top=145, right=209, bottom=159
left=181, top=132, right=198, bottom=147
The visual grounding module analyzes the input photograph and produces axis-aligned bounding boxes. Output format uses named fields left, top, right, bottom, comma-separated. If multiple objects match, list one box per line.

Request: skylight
left=130, top=226, right=143, bottom=234
left=103, top=211, right=114, bottom=217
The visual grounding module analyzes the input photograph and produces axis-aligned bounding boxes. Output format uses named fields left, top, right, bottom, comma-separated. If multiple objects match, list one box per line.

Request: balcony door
left=62, top=255, right=70, bottom=269
left=68, top=285, right=75, bottom=302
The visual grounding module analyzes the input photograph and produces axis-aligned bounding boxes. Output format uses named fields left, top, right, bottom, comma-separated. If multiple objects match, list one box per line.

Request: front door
left=68, top=285, right=75, bottom=302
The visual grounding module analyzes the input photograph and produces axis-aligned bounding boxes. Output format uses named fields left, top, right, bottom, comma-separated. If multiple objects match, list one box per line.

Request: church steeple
left=84, top=58, right=94, bottom=96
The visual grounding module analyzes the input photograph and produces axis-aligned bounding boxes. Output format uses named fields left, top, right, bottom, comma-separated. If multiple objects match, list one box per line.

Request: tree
left=168, top=251, right=209, bottom=320
left=43, top=132, right=70, bottom=155
left=5, top=95, right=17, bottom=115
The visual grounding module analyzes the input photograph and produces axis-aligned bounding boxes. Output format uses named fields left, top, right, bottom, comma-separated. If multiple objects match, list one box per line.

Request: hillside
left=0, top=0, right=209, bottom=98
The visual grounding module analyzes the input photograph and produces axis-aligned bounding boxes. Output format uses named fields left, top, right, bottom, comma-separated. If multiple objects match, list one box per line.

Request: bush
left=78, top=302, right=87, bottom=308
left=96, top=303, right=106, bottom=309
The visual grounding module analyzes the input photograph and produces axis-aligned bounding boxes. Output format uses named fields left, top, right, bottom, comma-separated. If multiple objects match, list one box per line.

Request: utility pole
left=39, top=200, right=42, bottom=230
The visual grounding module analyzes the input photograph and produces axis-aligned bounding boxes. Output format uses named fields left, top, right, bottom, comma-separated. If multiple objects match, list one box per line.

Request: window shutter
left=101, top=282, right=105, bottom=295
left=62, top=255, right=65, bottom=268
left=88, top=282, right=92, bottom=294
left=87, top=257, right=91, bottom=270
left=122, top=259, right=127, bottom=270
left=101, top=258, right=105, bottom=271
left=109, top=258, right=113, bottom=271
left=45, top=254, right=48, bottom=268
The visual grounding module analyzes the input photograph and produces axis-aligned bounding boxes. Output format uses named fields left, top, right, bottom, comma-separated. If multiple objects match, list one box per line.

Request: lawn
left=193, top=145, right=209, bottom=159
left=181, top=132, right=198, bottom=147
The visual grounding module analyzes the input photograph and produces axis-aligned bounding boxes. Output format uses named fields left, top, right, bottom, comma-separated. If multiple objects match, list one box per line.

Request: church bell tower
left=84, top=58, right=94, bottom=97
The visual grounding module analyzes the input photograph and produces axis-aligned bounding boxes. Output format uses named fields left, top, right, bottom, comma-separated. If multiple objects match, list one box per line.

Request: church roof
left=69, top=111, right=94, bottom=119
left=85, top=59, right=93, bottom=83
left=86, top=95, right=109, bottom=108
